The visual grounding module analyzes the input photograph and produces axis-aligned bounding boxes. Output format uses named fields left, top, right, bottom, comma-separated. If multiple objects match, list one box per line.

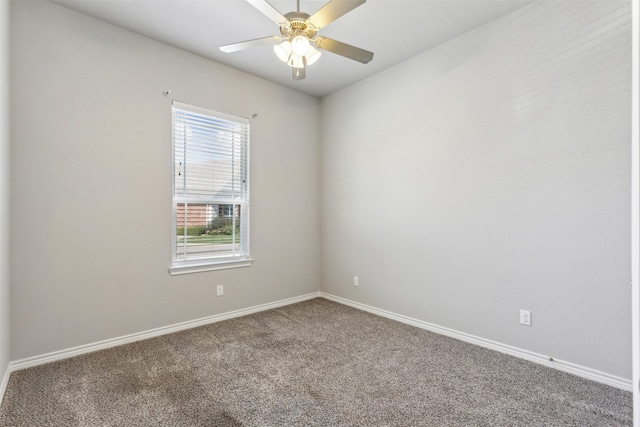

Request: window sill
left=169, top=258, right=253, bottom=276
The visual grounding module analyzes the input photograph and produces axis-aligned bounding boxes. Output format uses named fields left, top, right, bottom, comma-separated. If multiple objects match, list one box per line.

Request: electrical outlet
left=520, top=309, right=531, bottom=326
left=353, top=276, right=359, bottom=286
left=217, top=285, right=224, bottom=297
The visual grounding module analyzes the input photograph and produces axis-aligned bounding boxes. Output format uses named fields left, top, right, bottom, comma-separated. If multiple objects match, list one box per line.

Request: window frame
left=169, top=101, right=252, bottom=275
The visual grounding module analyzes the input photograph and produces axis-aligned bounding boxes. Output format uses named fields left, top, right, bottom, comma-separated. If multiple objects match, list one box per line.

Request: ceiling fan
left=219, top=0, right=374, bottom=81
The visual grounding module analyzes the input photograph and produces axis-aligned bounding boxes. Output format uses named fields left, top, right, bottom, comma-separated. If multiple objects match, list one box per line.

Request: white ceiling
left=50, top=0, right=533, bottom=98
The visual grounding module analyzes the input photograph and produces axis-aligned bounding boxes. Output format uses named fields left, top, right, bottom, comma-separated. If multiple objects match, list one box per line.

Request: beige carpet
left=0, top=298, right=632, bottom=426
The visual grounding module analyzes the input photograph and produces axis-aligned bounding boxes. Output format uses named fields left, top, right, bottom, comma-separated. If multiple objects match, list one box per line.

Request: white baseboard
left=9, top=292, right=321, bottom=373
left=0, top=362, right=9, bottom=408
left=320, top=292, right=633, bottom=392
left=4, top=290, right=631, bottom=396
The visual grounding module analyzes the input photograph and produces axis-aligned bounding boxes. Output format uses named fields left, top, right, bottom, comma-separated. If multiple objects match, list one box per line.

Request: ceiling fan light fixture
left=274, top=41, right=292, bottom=62
left=287, top=53, right=305, bottom=68
left=275, top=39, right=321, bottom=68
left=305, top=45, right=321, bottom=66
left=291, top=35, right=311, bottom=56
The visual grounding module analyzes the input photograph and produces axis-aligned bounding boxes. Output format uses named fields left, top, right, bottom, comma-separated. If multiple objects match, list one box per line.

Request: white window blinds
left=171, top=102, right=251, bottom=274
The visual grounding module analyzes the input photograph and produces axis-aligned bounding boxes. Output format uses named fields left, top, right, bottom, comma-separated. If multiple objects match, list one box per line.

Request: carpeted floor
left=0, top=298, right=633, bottom=426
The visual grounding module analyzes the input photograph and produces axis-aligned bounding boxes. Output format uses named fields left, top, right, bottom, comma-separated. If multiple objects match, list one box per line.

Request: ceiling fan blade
left=246, top=0, right=289, bottom=26
left=315, top=37, right=373, bottom=64
left=292, top=56, right=307, bottom=80
left=220, top=36, right=282, bottom=53
left=307, top=0, right=366, bottom=30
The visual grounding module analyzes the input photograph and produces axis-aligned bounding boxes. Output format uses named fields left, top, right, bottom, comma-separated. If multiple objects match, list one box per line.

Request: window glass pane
left=175, top=203, right=243, bottom=261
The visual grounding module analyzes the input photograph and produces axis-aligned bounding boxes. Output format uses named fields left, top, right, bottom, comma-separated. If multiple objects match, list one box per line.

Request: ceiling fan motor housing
left=280, top=12, right=318, bottom=39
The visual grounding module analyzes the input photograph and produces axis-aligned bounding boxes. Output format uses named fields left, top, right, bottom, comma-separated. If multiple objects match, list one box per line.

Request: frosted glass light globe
left=287, top=54, right=304, bottom=69
left=305, top=46, right=321, bottom=66
left=291, top=36, right=310, bottom=56
left=274, top=41, right=292, bottom=62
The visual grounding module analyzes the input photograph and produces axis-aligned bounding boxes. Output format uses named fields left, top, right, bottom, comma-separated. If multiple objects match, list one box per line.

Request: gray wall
left=8, top=0, right=634, bottom=383
left=10, top=0, right=320, bottom=360
left=320, top=1, right=632, bottom=379
left=0, top=0, right=10, bottom=390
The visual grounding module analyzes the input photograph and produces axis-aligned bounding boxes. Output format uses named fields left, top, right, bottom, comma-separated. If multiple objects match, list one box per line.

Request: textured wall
left=320, top=1, right=632, bottom=379
left=10, top=0, right=320, bottom=360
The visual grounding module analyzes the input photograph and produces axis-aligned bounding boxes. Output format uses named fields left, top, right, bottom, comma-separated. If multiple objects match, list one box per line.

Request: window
left=170, top=102, right=251, bottom=275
